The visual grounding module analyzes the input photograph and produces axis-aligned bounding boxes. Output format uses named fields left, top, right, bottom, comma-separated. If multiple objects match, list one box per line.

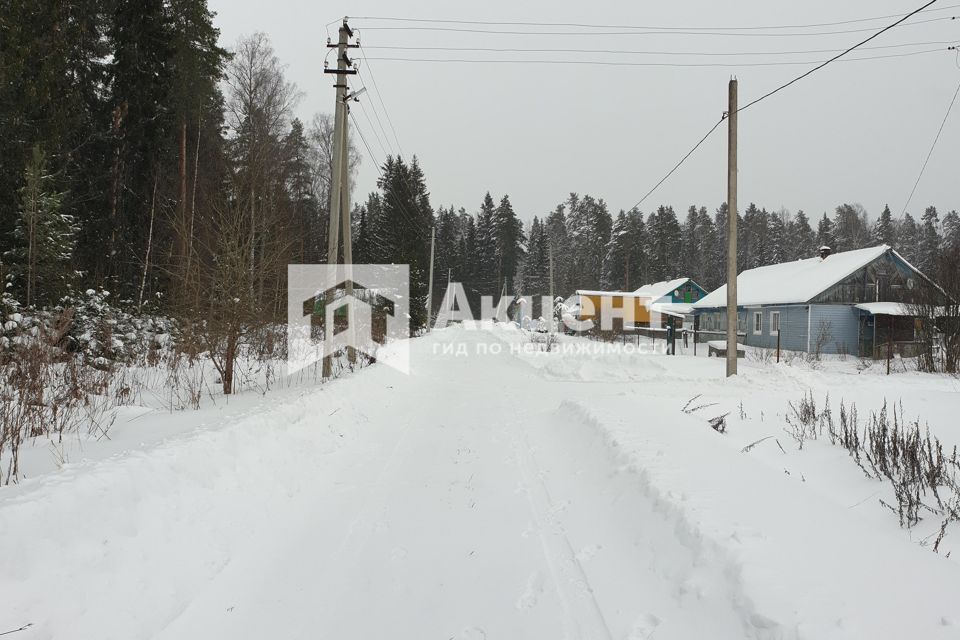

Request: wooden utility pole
left=322, top=18, right=357, bottom=378
left=426, top=226, right=436, bottom=330
left=726, top=78, right=739, bottom=378
left=549, top=244, right=555, bottom=335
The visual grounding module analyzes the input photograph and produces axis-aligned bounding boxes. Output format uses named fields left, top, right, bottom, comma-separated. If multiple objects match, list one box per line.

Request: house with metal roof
left=691, top=245, right=939, bottom=357
left=575, top=277, right=708, bottom=330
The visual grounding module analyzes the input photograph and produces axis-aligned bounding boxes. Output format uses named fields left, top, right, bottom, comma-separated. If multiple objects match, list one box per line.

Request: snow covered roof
left=632, top=278, right=691, bottom=300
left=575, top=290, right=648, bottom=298
left=855, top=302, right=912, bottom=316
left=650, top=302, right=694, bottom=317
left=693, top=245, right=896, bottom=308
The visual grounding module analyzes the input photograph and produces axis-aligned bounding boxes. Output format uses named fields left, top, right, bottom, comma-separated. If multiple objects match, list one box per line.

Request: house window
left=753, top=311, right=763, bottom=334
left=770, top=311, right=780, bottom=335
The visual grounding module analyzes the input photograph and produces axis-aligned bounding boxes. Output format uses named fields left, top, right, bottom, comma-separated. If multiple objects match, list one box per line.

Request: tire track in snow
left=499, top=386, right=615, bottom=640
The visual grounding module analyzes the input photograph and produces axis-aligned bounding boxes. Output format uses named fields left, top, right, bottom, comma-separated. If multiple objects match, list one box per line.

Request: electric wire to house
left=900, top=75, right=960, bottom=215
left=628, top=0, right=943, bottom=209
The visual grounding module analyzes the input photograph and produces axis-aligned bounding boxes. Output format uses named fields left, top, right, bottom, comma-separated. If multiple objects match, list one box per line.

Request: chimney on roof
left=819, top=246, right=832, bottom=259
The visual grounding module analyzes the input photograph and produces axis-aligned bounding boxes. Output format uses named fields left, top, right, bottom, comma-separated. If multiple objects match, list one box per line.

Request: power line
left=349, top=110, right=432, bottom=238
left=356, top=55, right=405, bottom=157
left=359, top=40, right=957, bottom=57
left=629, top=0, right=942, bottom=209
left=354, top=73, right=398, bottom=157
left=356, top=97, right=393, bottom=158
left=361, top=48, right=944, bottom=68
left=630, top=118, right=726, bottom=209
left=901, top=76, right=960, bottom=215
left=352, top=6, right=960, bottom=31
left=739, top=0, right=939, bottom=112
left=354, top=15, right=953, bottom=38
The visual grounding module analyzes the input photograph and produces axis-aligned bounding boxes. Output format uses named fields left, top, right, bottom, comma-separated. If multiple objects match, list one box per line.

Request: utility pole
left=339, top=96, right=356, bottom=364
left=446, top=267, right=452, bottom=316
left=549, top=244, right=555, bottom=335
left=726, top=78, right=738, bottom=378
left=322, top=17, right=357, bottom=378
left=727, top=78, right=737, bottom=378
left=426, top=226, right=436, bottom=330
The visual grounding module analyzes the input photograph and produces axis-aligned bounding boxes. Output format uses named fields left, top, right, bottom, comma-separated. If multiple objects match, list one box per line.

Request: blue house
left=692, top=245, right=937, bottom=357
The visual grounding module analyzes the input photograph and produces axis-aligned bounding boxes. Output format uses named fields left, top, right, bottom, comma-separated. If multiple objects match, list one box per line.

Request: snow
left=855, top=302, right=913, bottom=316
left=632, top=277, right=691, bottom=301
left=575, top=289, right=647, bottom=298
left=650, top=301, right=692, bottom=317
left=2, top=325, right=960, bottom=639
left=694, top=245, right=895, bottom=308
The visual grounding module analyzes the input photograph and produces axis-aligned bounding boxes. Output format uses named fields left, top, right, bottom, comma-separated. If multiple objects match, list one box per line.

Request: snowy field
left=2, top=324, right=959, bottom=640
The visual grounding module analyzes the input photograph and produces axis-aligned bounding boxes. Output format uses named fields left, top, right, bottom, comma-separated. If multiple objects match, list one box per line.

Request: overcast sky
left=208, top=0, right=959, bottom=223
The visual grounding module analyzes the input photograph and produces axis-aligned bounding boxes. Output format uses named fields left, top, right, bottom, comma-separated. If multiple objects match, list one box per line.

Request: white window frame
left=770, top=311, right=780, bottom=335
left=753, top=311, right=763, bottom=335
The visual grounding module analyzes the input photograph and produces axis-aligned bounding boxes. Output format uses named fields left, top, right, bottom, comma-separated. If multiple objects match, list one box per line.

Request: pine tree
left=873, top=204, right=896, bottom=247
left=5, top=147, right=76, bottom=307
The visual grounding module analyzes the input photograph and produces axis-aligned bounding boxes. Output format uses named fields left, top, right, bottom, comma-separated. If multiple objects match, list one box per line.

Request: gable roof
left=693, top=245, right=900, bottom=308
left=632, top=277, right=693, bottom=300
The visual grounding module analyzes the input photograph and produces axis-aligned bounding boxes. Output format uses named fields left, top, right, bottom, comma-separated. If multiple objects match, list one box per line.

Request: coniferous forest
left=2, top=1, right=959, bottom=343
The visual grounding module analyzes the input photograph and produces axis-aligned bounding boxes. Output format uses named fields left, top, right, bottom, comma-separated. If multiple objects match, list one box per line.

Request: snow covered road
left=3, top=326, right=960, bottom=639
left=154, top=329, right=747, bottom=640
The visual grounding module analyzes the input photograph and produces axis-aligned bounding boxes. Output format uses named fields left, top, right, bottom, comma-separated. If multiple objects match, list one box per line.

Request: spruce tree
left=790, top=210, right=816, bottom=260
left=625, top=207, right=648, bottom=289
left=602, top=211, right=632, bottom=290
left=5, top=147, right=76, bottom=307
left=494, top=195, right=525, bottom=294
left=873, top=205, right=896, bottom=247
left=897, top=213, right=920, bottom=264
left=376, top=156, right=433, bottom=331
left=475, top=193, right=498, bottom=296
left=646, top=205, right=681, bottom=282
left=545, top=204, right=571, bottom=295
left=524, top=217, right=550, bottom=308
left=918, top=206, right=941, bottom=273
left=816, top=213, right=835, bottom=251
